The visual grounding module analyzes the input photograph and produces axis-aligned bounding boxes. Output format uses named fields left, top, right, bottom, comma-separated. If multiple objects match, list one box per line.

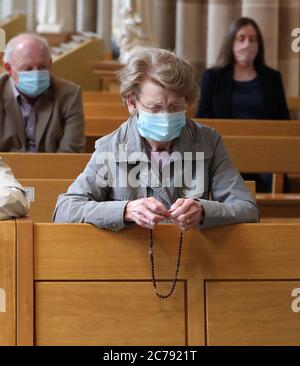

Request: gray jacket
left=53, top=117, right=259, bottom=231
left=0, top=159, right=30, bottom=220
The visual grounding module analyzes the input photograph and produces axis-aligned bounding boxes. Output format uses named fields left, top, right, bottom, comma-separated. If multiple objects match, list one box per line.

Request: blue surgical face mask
left=137, top=110, right=186, bottom=142
left=15, top=70, right=50, bottom=98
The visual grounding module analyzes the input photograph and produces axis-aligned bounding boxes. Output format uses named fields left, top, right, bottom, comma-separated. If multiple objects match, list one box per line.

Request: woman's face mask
left=130, top=80, right=187, bottom=142
left=137, top=110, right=186, bottom=142
left=233, top=25, right=259, bottom=66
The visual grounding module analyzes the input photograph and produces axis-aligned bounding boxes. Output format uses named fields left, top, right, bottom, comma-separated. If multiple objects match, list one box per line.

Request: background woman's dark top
left=196, top=65, right=290, bottom=120
left=195, top=65, right=290, bottom=192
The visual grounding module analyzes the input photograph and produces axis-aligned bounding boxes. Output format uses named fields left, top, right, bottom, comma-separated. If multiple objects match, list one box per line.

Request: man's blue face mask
left=137, top=110, right=186, bottom=142
left=15, top=70, right=50, bottom=98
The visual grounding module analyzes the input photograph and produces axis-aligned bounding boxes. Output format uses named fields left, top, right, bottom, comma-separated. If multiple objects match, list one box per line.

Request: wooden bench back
left=83, top=91, right=122, bottom=103
left=12, top=221, right=300, bottom=345
left=84, top=117, right=300, bottom=137
left=20, top=179, right=73, bottom=223
left=0, top=153, right=90, bottom=179
left=0, top=220, right=17, bottom=345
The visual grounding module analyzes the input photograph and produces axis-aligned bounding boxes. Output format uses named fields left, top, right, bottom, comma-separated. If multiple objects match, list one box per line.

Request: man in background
left=0, top=33, right=85, bottom=152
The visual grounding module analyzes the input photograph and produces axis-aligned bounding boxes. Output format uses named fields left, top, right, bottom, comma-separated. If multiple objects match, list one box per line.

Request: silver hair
left=3, top=33, right=52, bottom=64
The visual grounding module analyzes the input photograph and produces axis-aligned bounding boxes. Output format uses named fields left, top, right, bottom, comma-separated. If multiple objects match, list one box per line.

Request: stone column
left=242, top=0, right=279, bottom=68
left=36, top=0, right=76, bottom=33
left=135, top=0, right=155, bottom=47
left=26, top=0, right=37, bottom=32
left=76, top=0, right=97, bottom=32
left=153, top=0, right=176, bottom=50
left=0, top=0, right=13, bottom=19
left=176, top=0, right=208, bottom=78
left=97, top=0, right=112, bottom=56
left=207, top=0, right=241, bottom=67
left=278, top=0, right=300, bottom=97
left=12, top=0, right=27, bottom=12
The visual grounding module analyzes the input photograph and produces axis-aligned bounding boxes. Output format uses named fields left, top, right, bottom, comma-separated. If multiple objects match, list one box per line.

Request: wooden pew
left=0, top=220, right=17, bottom=346
left=0, top=153, right=90, bottom=179
left=92, top=60, right=123, bottom=92
left=81, top=94, right=300, bottom=120
left=52, top=38, right=103, bottom=91
left=287, top=97, right=300, bottom=119
left=84, top=118, right=300, bottom=194
left=0, top=218, right=32, bottom=346
left=0, top=150, right=256, bottom=223
left=223, top=136, right=300, bottom=174
left=287, top=97, right=300, bottom=110
left=2, top=135, right=300, bottom=219
left=80, top=94, right=300, bottom=121
left=84, top=117, right=300, bottom=140
left=83, top=104, right=195, bottom=118
left=20, top=179, right=73, bottom=223
left=1, top=136, right=299, bottom=217
left=84, top=103, right=129, bottom=117
left=81, top=94, right=298, bottom=108
left=83, top=91, right=122, bottom=104
left=14, top=222, right=300, bottom=346
left=222, top=135, right=300, bottom=218
left=0, top=14, right=26, bottom=43
left=18, top=178, right=255, bottom=223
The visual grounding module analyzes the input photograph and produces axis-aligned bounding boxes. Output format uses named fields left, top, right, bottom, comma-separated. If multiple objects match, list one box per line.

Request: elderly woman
left=53, top=48, right=259, bottom=231
left=0, top=159, right=30, bottom=220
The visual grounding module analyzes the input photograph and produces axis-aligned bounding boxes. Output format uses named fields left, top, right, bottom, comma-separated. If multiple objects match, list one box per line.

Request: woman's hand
left=125, top=197, right=170, bottom=230
left=169, top=198, right=204, bottom=231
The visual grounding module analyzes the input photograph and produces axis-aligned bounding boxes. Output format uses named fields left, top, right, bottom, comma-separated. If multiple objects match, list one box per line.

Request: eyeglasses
left=136, top=96, right=187, bottom=114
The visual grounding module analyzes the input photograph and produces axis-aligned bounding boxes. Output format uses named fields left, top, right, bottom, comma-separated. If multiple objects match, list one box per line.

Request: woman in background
left=196, top=17, right=290, bottom=191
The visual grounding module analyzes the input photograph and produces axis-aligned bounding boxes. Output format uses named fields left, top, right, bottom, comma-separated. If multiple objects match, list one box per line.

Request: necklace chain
left=148, top=229, right=183, bottom=299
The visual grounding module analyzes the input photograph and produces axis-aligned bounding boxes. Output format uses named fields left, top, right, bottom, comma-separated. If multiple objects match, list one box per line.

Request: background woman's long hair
left=216, top=17, right=266, bottom=70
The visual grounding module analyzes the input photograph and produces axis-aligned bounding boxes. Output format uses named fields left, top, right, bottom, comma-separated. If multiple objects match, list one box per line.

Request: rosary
left=148, top=229, right=183, bottom=299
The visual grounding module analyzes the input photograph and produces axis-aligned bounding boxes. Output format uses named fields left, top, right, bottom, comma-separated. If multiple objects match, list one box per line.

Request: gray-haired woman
left=53, top=48, right=259, bottom=231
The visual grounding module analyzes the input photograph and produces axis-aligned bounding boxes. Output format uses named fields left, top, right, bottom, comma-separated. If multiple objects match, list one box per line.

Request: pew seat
left=83, top=91, right=122, bottom=103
